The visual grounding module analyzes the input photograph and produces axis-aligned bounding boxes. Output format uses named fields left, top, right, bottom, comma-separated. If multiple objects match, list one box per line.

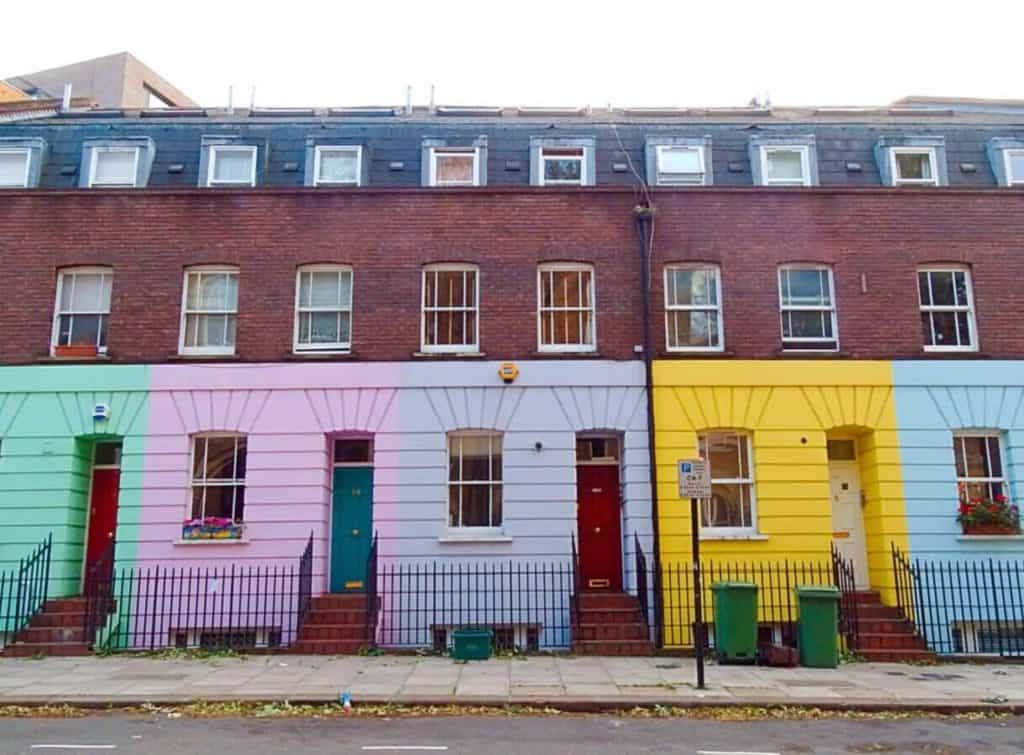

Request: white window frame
left=539, top=147, right=587, bottom=186
left=663, top=264, right=724, bottom=352
left=87, top=146, right=140, bottom=188
left=206, top=145, right=257, bottom=187
left=51, top=266, right=113, bottom=356
left=188, top=433, right=247, bottom=523
left=293, top=264, right=353, bottom=354
left=537, top=263, right=596, bottom=353
left=178, top=266, right=239, bottom=356
left=429, top=148, right=480, bottom=187
left=1003, top=149, right=1024, bottom=187
left=655, top=145, right=705, bottom=186
left=953, top=432, right=1008, bottom=505
left=0, top=147, right=31, bottom=188
left=778, top=265, right=839, bottom=352
left=698, top=432, right=757, bottom=537
left=918, top=266, right=977, bottom=352
left=890, top=147, right=938, bottom=186
left=421, top=264, right=480, bottom=354
left=313, top=145, right=362, bottom=187
left=447, top=431, right=503, bottom=533
left=760, top=145, right=811, bottom=187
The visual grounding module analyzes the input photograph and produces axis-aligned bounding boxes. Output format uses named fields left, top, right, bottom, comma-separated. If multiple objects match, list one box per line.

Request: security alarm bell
left=93, top=403, right=111, bottom=421
left=498, top=363, right=519, bottom=384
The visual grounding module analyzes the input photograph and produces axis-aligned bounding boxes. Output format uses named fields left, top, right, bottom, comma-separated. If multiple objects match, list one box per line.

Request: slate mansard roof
left=2, top=103, right=1024, bottom=189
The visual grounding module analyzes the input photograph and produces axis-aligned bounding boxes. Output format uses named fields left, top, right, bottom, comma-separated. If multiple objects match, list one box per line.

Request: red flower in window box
left=54, top=344, right=99, bottom=358
left=956, top=496, right=1020, bottom=535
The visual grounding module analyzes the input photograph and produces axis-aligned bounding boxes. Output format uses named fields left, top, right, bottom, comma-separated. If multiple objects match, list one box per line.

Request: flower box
left=182, top=518, right=244, bottom=540
left=963, top=523, right=1020, bottom=536
left=957, top=491, right=1020, bottom=536
left=54, top=344, right=99, bottom=358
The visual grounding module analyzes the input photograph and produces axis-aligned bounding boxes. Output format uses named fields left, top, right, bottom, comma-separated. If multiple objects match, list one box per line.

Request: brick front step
left=305, top=608, right=368, bottom=626
left=848, top=592, right=937, bottom=663
left=855, top=618, right=917, bottom=634
left=0, top=595, right=93, bottom=658
left=310, top=595, right=367, bottom=611
left=853, top=605, right=905, bottom=620
left=14, top=626, right=86, bottom=644
left=578, top=622, right=649, bottom=642
left=289, top=639, right=370, bottom=655
left=857, top=632, right=930, bottom=651
left=41, top=598, right=87, bottom=613
left=578, top=592, right=643, bottom=610
left=295, top=624, right=369, bottom=642
left=291, top=593, right=370, bottom=655
left=858, top=648, right=937, bottom=663
left=2, top=642, right=91, bottom=658
left=573, top=608, right=643, bottom=625
left=573, top=640, right=655, bottom=656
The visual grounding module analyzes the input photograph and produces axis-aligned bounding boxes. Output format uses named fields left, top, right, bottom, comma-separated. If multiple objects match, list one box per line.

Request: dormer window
left=541, top=148, right=585, bottom=185
left=1005, top=150, right=1024, bottom=186
left=207, top=145, right=257, bottom=187
left=655, top=146, right=705, bottom=186
left=0, top=148, right=31, bottom=188
left=891, top=148, right=937, bottom=186
left=430, top=148, right=479, bottom=187
left=88, top=147, right=140, bottom=188
left=314, top=146, right=361, bottom=186
left=761, top=146, right=810, bottom=186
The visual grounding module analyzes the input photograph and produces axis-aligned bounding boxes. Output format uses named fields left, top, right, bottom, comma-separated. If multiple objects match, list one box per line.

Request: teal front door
left=330, top=466, right=373, bottom=593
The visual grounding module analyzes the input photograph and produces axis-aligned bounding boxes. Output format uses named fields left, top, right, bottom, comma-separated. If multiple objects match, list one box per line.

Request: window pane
left=448, top=485, right=461, bottom=527
left=449, top=436, right=461, bottom=482
left=334, top=438, right=372, bottom=464
left=701, top=483, right=750, bottom=528
left=435, top=153, right=475, bottom=184
left=190, top=487, right=205, bottom=520
left=918, top=271, right=931, bottom=306
left=63, top=314, right=104, bottom=347
left=668, top=268, right=717, bottom=307
left=659, top=147, right=702, bottom=175
left=785, top=310, right=831, bottom=339
left=0, top=151, right=28, bottom=186
left=896, top=152, right=931, bottom=180
left=930, top=311, right=958, bottom=347
left=318, top=150, right=358, bottom=183
left=1010, top=152, right=1024, bottom=183
left=213, top=150, right=254, bottom=182
left=94, top=442, right=122, bottom=466
left=766, top=150, right=804, bottom=181
left=988, top=437, right=1003, bottom=477
left=67, top=273, right=109, bottom=312
left=197, top=274, right=228, bottom=310
left=953, top=437, right=966, bottom=478
left=94, top=150, right=135, bottom=184
left=308, top=271, right=341, bottom=307
left=204, top=436, right=239, bottom=480
left=551, top=271, right=582, bottom=307
left=202, top=485, right=236, bottom=520
left=928, top=271, right=955, bottom=306
left=961, top=436, right=990, bottom=477
left=461, top=485, right=491, bottom=527
left=669, top=311, right=718, bottom=348
left=953, top=271, right=969, bottom=306
left=543, top=154, right=582, bottom=182
left=782, top=269, right=829, bottom=306
left=460, top=436, right=492, bottom=481
left=434, top=270, right=467, bottom=306
left=308, top=311, right=340, bottom=343
left=491, top=484, right=502, bottom=526
left=706, top=434, right=742, bottom=479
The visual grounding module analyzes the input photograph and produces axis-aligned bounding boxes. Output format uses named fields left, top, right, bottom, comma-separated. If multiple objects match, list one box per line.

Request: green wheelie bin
left=796, top=585, right=840, bottom=668
left=711, top=581, right=758, bottom=664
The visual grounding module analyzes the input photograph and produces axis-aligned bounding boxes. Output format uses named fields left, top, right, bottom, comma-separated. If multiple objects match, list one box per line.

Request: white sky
left=5, top=0, right=1022, bottom=109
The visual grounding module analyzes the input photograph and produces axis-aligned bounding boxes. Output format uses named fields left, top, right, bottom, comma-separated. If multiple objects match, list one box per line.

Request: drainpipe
left=634, top=202, right=663, bottom=647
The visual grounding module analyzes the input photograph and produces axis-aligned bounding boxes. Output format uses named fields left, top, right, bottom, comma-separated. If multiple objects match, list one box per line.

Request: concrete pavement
left=0, top=654, right=1021, bottom=711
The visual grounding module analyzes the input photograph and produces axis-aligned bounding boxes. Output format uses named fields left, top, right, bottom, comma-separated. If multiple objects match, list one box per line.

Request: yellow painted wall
left=653, top=361, right=909, bottom=644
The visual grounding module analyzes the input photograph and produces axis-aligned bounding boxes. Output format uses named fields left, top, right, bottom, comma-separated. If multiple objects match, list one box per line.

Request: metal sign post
left=678, top=460, right=711, bottom=690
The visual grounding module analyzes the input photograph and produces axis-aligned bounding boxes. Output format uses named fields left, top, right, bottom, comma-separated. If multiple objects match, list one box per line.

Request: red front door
left=85, top=467, right=120, bottom=570
left=576, top=464, right=622, bottom=591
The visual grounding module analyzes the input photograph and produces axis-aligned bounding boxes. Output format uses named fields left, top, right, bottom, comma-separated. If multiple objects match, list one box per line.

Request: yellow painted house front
left=653, top=361, right=909, bottom=647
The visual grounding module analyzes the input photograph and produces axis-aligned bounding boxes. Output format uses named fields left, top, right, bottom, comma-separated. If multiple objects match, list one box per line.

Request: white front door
left=829, top=461, right=869, bottom=588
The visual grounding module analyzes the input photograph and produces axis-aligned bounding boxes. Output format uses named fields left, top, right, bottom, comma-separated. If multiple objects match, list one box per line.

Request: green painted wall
left=0, top=365, right=148, bottom=597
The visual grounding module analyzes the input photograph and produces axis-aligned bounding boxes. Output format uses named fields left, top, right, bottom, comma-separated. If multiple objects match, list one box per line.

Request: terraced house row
left=1, top=94, right=1022, bottom=660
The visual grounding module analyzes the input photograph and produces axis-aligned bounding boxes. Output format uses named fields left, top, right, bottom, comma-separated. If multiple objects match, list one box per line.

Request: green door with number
left=330, top=466, right=373, bottom=593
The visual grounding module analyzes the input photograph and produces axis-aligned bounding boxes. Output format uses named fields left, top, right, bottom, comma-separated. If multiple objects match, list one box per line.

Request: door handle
left=352, top=529, right=359, bottom=536
left=594, top=527, right=601, bottom=533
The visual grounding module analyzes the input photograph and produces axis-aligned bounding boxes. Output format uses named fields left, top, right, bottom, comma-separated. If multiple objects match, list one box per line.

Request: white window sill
left=438, top=533, right=513, bottom=544
left=923, top=346, right=978, bottom=353
left=413, top=351, right=485, bottom=358
left=956, top=535, right=1024, bottom=542
left=700, top=534, right=769, bottom=541
left=173, top=538, right=250, bottom=546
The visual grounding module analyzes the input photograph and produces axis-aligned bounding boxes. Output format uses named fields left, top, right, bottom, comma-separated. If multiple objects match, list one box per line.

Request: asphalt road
left=0, top=714, right=1022, bottom=754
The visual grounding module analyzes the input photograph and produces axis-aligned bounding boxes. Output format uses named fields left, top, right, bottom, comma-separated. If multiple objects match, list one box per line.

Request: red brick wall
left=2, top=188, right=1023, bottom=365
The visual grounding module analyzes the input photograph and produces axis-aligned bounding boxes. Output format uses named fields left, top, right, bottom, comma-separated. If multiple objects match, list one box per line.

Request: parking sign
left=678, top=459, right=711, bottom=498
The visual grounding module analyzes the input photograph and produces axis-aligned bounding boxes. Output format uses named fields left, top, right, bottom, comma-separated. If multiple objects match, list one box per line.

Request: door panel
left=830, top=462, right=869, bottom=588
left=576, top=465, right=622, bottom=591
left=330, top=467, right=373, bottom=593
left=86, top=468, right=120, bottom=570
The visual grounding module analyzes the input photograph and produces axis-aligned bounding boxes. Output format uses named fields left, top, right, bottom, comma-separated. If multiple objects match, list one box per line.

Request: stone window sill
left=413, top=351, right=487, bottom=359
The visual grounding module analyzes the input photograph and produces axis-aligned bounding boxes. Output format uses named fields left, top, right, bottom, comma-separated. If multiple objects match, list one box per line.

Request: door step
left=290, top=593, right=371, bottom=655
left=1, top=597, right=92, bottom=658
left=849, top=591, right=937, bottom=663
left=572, top=591, right=654, bottom=656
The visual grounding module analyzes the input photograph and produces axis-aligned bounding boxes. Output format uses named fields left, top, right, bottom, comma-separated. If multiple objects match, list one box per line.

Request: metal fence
left=374, top=560, right=575, bottom=651
left=85, top=535, right=314, bottom=652
left=893, top=545, right=1024, bottom=657
left=0, top=534, right=52, bottom=648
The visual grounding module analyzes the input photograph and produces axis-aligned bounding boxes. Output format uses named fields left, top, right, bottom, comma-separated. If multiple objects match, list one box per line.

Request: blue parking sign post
left=678, top=459, right=711, bottom=690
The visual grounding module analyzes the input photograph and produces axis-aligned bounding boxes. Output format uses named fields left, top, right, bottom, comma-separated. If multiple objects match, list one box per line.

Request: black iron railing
left=374, top=560, right=574, bottom=651
left=830, top=545, right=860, bottom=651
left=296, top=532, right=314, bottom=635
left=365, top=532, right=379, bottom=644
left=84, top=545, right=311, bottom=652
left=0, top=533, right=52, bottom=648
left=570, top=534, right=582, bottom=640
left=660, top=558, right=837, bottom=650
left=892, top=545, right=1024, bottom=657
left=83, top=539, right=116, bottom=644
left=634, top=533, right=651, bottom=639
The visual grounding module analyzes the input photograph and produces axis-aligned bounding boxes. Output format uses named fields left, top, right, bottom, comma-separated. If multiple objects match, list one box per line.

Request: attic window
left=207, top=145, right=257, bottom=187
left=0, top=148, right=30, bottom=188
left=430, top=148, right=479, bottom=187
left=541, top=148, right=585, bottom=186
left=891, top=148, right=937, bottom=186
left=762, top=146, right=810, bottom=186
left=88, top=147, right=139, bottom=188
left=1006, top=150, right=1024, bottom=186
left=314, top=146, right=361, bottom=186
left=655, top=146, right=704, bottom=186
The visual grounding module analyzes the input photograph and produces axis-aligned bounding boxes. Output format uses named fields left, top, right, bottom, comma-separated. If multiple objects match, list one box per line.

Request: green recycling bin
left=711, top=581, right=758, bottom=664
left=796, top=585, right=840, bottom=668
left=451, top=628, right=492, bottom=660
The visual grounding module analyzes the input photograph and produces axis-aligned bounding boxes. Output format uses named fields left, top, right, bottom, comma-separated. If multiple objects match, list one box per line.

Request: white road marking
left=31, top=747, right=117, bottom=751
left=361, top=748, right=448, bottom=752
left=697, top=751, right=780, bottom=755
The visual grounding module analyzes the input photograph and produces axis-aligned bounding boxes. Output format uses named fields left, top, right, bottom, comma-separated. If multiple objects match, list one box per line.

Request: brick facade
left=2, top=187, right=1023, bottom=365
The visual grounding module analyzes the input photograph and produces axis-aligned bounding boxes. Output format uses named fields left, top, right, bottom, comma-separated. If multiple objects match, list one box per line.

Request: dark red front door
left=576, top=464, right=622, bottom=590
left=85, top=468, right=120, bottom=569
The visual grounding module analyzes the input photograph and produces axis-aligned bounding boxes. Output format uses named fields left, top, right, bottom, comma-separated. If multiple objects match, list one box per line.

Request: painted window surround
left=874, top=135, right=948, bottom=187
left=0, top=137, right=46, bottom=188
left=748, top=134, right=819, bottom=187
left=986, top=137, right=1024, bottom=187
left=420, top=136, right=488, bottom=187
left=198, top=135, right=266, bottom=187
left=644, top=136, right=713, bottom=186
left=79, top=137, right=156, bottom=188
